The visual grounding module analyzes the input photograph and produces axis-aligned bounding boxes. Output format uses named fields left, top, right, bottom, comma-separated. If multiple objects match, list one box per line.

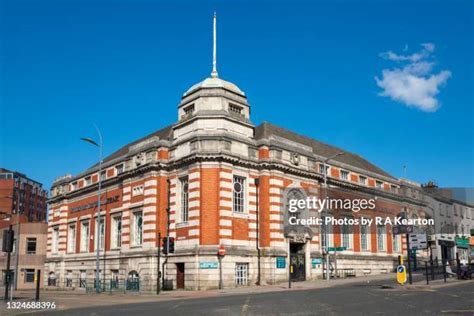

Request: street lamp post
left=322, top=152, right=344, bottom=281
left=81, top=124, right=103, bottom=294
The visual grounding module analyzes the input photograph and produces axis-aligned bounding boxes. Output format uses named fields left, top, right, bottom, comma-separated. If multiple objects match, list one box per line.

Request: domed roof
left=183, top=77, right=245, bottom=97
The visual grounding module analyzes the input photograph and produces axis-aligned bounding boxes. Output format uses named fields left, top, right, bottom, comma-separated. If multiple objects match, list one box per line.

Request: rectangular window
left=132, top=211, right=143, bottom=246
left=360, top=223, right=369, bottom=251
left=319, top=164, right=329, bottom=175
left=390, top=185, right=398, bottom=193
left=342, top=224, right=352, bottom=249
left=95, top=218, right=105, bottom=250
left=340, top=170, right=349, bottom=180
left=68, top=224, right=76, bottom=253
left=79, top=270, right=87, bottom=288
left=377, top=225, right=386, bottom=251
left=52, top=228, right=59, bottom=254
left=359, top=176, right=367, bottom=185
left=112, top=216, right=122, bottom=248
left=392, top=233, right=400, bottom=252
left=100, top=171, right=106, bottom=181
left=24, top=269, right=35, bottom=283
left=183, top=104, right=195, bottom=115
left=376, top=181, right=383, bottom=189
left=115, top=164, right=124, bottom=175
left=26, top=238, right=37, bottom=254
left=180, top=177, right=189, bottom=222
left=232, top=176, right=246, bottom=213
left=80, top=221, right=89, bottom=252
left=320, top=217, right=333, bottom=248
left=235, top=263, right=249, bottom=286
left=71, top=182, right=77, bottom=191
left=85, top=176, right=91, bottom=186
left=229, top=103, right=243, bottom=115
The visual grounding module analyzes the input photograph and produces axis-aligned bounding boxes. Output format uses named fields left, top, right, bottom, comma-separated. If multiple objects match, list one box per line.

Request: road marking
left=241, top=297, right=250, bottom=316
left=441, top=310, right=474, bottom=314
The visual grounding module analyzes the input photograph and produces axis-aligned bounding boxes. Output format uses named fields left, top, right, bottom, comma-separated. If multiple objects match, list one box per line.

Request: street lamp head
left=80, top=137, right=100, bottom=147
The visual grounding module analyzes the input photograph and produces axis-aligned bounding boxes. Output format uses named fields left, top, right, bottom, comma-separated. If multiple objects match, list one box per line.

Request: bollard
left=425, top=262, right=429, bottom=285
left=443, top=262, right=447, bottom=283
left=35, top=270, right=41, bottom=301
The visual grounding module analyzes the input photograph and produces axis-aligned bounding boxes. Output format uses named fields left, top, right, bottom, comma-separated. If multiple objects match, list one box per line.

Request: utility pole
left=157, top=232, right=161, bottom=294
left=255, top=178, right=261, bottom=286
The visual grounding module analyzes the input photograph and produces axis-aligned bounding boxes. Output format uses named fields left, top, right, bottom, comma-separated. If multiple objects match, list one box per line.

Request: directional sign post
left=409, top=234, right=428, bottom=250
left=397, top=264, right=407, bottom=285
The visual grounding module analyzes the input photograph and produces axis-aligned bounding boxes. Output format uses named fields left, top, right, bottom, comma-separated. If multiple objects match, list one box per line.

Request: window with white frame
left=85, top=176, right=91, bottom=186
left=71, top=182, right=77, bottom=191
left=235, top=263, right=249, bottom=286
left=360, top=222, right=370, bottom=251
left=320, top=216, right=333, bottom=249
left=132, top=211, right=143, bottom=246
left=377, top=225, right=386, bottom=251
left=80, top=221, right=89, bottom=252
left=68, top=224, right=76, bottom=253
left=340, top=170, right=349, bottom=180
left=392, top=233, right=400, bottom=252
left=180, top=177, right=189, bottom=222
left=95, top=218, right=105, bottom=250
left=115, top=164, right=124, bottom=175
left=232, top=176, right=246, bottom=213
left=52, top=227, right=59, bottom=254
left=319, top=164, right=329, bottom=175
left=359, top=176, right=367, bottom=185
left=111, top=216, right=122, bottom=248
left=100, top=171, right=106, bottom=181
left=132, top=185, right=144, bottom=196
left=376, top=180, right=383, bottom=189
left=342, top=223, right=353, bottom=249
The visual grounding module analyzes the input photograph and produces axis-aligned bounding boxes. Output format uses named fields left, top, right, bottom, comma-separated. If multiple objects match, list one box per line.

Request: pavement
left=0, top=273, right=472, bottom=315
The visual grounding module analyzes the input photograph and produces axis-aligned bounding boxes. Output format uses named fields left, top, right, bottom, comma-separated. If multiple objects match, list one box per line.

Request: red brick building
left=0, top=168, right=47, bottom=227
left=45, top=17, right=429, bottom=291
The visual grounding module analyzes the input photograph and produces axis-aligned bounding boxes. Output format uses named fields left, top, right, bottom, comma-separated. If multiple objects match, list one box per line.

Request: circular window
left=234, top=182, right=243, bottom=193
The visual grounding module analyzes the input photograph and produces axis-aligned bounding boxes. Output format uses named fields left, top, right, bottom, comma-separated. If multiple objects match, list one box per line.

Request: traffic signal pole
left=406, top=234, right=413, bottom=285
left=4, top=225, right=13, bottom=301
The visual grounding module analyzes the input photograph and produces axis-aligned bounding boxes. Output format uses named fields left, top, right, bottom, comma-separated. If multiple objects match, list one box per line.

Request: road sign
left=393, top=225, right=413, bottom=235
left=327, top=246, right=347, bottom=252
left=276, top=257, right=286, bottom=269
left=218, top=245, right=226, bottom=256
left=409, top=234, right=428, bottom=250
left=396, top=265, right=407, bottom=285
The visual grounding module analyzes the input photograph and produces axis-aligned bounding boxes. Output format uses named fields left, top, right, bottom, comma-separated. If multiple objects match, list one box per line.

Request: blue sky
left=0, top=0, right=473, bottom=190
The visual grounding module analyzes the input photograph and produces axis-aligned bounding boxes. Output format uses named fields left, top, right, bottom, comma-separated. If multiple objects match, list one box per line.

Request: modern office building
left=0, top=168, right=48, bottom=228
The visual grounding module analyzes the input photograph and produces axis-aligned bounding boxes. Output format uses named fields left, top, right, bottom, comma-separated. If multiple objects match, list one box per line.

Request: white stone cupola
left=173, top=13, right=253, bottom=142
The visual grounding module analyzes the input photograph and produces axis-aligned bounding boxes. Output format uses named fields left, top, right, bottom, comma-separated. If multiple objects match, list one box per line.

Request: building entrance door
left=290, top=243, right=306, bottom=281
left=176, top=263, right=185, bottom=289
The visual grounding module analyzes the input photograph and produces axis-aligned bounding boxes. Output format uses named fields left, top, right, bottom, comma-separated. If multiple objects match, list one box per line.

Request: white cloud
left=375, top=43, right=451, bottom=112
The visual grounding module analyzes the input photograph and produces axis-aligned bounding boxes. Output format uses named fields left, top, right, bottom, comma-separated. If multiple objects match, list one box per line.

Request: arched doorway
left=126, top=270, right=140, bottom=291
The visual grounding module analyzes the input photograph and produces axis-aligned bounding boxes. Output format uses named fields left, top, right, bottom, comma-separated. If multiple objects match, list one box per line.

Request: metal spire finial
left=211, top=12, right=218, bottom=78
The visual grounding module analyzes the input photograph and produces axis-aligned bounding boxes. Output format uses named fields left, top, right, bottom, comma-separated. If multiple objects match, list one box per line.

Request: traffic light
left=2, top=229, right=14, bottom=253
left=162, top=237, right=175, bottom=254
left=168, top=237, right=175, bottom=253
